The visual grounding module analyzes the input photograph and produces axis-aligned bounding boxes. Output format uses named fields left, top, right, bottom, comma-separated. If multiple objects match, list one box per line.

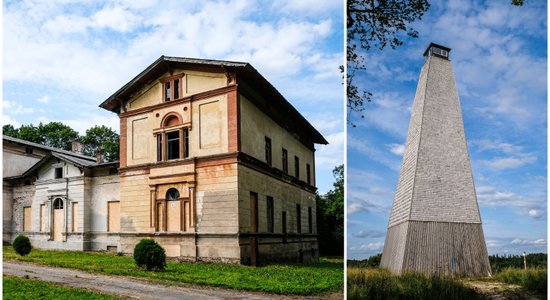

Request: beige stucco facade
left=3, top=56, right=326, bottom=265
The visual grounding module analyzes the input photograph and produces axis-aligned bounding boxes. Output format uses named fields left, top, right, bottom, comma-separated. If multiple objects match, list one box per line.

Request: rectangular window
left=183, top=128, right=189, bottom=158
left=265, top=137, right=272, bottom=166
left=23, top=206, right=31, bottom=231
left=282, top=148, right=288, bottom=174
left=108, top=201, right=120, bottom=232
left=282, top=211, right=287, bottom=241
left=157, top=134, right=162, bottom=161
left=250, top=192, right=258, bottom=232
left=308, top=206, right=313, bottom=234
left=25, top=147, right=33, bottom=154
left=294, top=156, right=300, bottom=179
left=72, top=202, right=78, bottom=232
left=165, top=82, right=171, bottom=101
left=166, top=131, right=180, bottom=160
left=55, top=167, right=63, bottom=179
left=40, top=204, right=46, bottom=232
left=306, top=164, right=311, bottom=184
left=174, top=79, right=180, bottom=99
left=296, top=204, right=301, bottom=233
left=266, top=196, right=274, bottom=233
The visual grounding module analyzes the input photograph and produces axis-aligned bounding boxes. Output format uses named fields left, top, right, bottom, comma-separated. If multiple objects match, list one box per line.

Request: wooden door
left=23, top=207, right=31, bottom=231
left=53, top=209, right=63, bottom=241
left=250, top=193, right=258, bottom=232
left=166, top=200, right=180, bottom=231
left=108, top=201, right=120, bottom=232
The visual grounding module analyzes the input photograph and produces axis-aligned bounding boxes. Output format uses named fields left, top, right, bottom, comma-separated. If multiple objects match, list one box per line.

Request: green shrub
left=133, top=239, right=166, bottom=270
left=495, top=268, right=547, bottom=295
left=13, top=235, right=32, bottom=256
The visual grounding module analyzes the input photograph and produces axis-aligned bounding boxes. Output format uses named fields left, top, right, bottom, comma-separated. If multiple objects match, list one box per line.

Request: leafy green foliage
left=3, top=275, right=122, bottom=300
left=3, top=247, right=343, bottom=295
left=495, top=268, right=546, bottom=295
left=317, top=165, right=344, bottom=256
left=346, top=0, right=430, bottom=126
left=3, top=124, right=19, bottom=137
left=489, top=253, right=547, bottom=272
left=348, top=253, right=383, bottom=268
left=13, top=235, right=32, bottom=256
left=133, top=239, right=166, bottom=270
left=4, top=122, right=120, bottom=162
left=348, top=267, right=483, bottom=299
left=80, top=125, right=120, bottom=162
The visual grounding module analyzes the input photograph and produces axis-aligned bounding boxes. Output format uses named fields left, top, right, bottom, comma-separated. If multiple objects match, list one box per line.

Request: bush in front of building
left=133, top=239, right=166, bottom=270
left=13, top=235, right=32, bottom=256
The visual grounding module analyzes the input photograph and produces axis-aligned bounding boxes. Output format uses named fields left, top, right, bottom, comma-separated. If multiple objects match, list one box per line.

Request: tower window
left=55, top=167, right=63, bottom=179
left=166, top=131, right=180, bottom=160
left=164, top=82, right=171, bottom=101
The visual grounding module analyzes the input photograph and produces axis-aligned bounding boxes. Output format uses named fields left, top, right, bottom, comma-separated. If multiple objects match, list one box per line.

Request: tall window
left=296, top=204, right=301, bottom=233
left=294, top=156, right=300, bottom=179
left=308, top=206, right=313, bottom=234
left=166, top=131, right=180, bottom=160
left=250, top=192, right=258, bottom=232
left=266, top=196, right=274, bottom=233
left=306, top=164, right=311, bottom=184
left=157, top=135, right=163, bottom=161
left=174, top=79, right=180, bottom=99
left=265, top=137, right=272, bottom=166
left=183, top=128, right=189, bottom=158
left=164, top=82, right=171, bottom=101
left=282, top=148, right=288, bottom=174
left=282, top=211, right=287, bottom=243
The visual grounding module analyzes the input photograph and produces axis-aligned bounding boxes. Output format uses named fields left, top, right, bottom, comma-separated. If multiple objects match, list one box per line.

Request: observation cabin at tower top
left=423, top=42, right=451, bottom=60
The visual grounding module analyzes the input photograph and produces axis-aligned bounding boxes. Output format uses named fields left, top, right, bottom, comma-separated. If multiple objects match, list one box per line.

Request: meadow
left=3, top=247, right=343, bottom=296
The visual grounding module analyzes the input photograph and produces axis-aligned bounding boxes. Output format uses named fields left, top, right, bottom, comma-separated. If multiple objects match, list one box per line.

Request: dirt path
left=3, top=261, right=341, bottom=300
left=464, top=280, right=542, bottom=300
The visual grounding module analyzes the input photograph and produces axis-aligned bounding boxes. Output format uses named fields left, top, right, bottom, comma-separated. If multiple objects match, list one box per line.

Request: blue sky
left=347, top=0, right=547, bottom=259
left=2, top=0, right=344, bottom=194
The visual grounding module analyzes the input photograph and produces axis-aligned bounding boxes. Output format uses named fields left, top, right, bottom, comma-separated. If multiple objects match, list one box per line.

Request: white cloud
left=92, top=5, right=141, bottom=32
left=349, top=242, right=384, bottom=252
left=3, top=101, right=35, bottom=115
left=352, top=230, right=385, bottom=239
left=37, top=96, right=50, bottom=104
left=315, top=131, right=344, bottom=169
left=511, top=238, right=546, bottom=246
left=387, top=143, right=405, bottom=156
left=528, top=209, right=543, bottom=218
left=2, top=115, right=20, bottom=127
left=480, top=155, right=537, bottom=170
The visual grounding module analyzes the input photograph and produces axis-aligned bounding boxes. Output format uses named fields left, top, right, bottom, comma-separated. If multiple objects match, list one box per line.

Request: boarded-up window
left=296, top=204, right=301, bottom=233
left=72, top=202, right=78, bottom=232
left=199, top=101, right=221, bottom=148
left=23, top=207, right=31, bottom=231
left=266, top=196, right=274, bottom=233
left=250, top=192, right=258, bottom=232
left=308, top=206, right=313, bottom=234
left=166, top=188, right=180, bottom=231
left=108, top=201, right=120, bottom=232
left=132, top=117, right=149, bottom=160
left=40, top=204, right=46, bottom=232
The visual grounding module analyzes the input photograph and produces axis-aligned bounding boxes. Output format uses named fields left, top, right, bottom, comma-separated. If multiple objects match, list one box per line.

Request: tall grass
left=348, top=267, right=484, bottom=300
left=494, top=268, right=547, bottom=295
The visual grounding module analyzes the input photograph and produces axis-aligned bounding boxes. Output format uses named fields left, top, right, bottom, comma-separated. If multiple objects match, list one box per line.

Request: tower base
left=381, top=221, right=491, bottom=276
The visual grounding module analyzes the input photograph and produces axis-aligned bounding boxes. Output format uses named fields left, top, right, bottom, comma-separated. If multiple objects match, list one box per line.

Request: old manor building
left=3, top=56, right=327, bottom=265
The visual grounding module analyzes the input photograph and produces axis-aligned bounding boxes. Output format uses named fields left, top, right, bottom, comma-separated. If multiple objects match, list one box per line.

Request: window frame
left=282, top=148, right=288, bottom=174
left=296, top=204, right=301, bottom=233
left=265, top=137, right=272, bottom=166
left=160, top=74, right=184, bottom=102
left=306, top=163, right=311, bottom=185
left=54, top=167, right=63, bottom=179
left=294, top=156, right=300, bottom=179
left=266, top=196, right=274, bottom=233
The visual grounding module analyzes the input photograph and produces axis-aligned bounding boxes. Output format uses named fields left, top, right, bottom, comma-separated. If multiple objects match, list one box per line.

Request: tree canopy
left=317, top=164, right=344, bottom=256
left=347, top=0, right=429, bottom=126
left=3, top=122, right=119, bottom=162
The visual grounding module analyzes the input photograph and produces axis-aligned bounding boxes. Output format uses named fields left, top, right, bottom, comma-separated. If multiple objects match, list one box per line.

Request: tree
left=39, top=122, right=79, bottom=150
left=317, top=164, right=344, bottom=256
left=17, top=124, right=45, bottom=144
left=80, top=125, right=120, bottom=162
left=3, top=124, right=19, bottom=138
left=347, top=0, right=430, bottom=126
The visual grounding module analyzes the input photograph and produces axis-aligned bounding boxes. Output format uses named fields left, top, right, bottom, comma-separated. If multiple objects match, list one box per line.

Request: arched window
left=156, top=113, right=189, bottom=161
left=53, top=198, right=64, bottom=209
left=166, top=188, right=180, bottom=200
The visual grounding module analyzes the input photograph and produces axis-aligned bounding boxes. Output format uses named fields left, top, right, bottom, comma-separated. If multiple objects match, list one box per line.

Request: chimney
left=71, top=139, right=83, bottom=154
left=96, top=149, right=104, bottom=163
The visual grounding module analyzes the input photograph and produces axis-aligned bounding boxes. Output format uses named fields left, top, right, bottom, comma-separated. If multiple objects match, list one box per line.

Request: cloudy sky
left=348, top=0, right=547, bottom=259
left=2, top=0, right=344, bottom=194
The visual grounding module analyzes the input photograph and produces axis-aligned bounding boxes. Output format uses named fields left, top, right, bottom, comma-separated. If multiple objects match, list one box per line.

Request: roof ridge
left=3, top=136, right=96, bottom=161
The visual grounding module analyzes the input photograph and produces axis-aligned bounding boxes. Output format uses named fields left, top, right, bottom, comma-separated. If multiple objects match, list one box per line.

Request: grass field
left=3, top=247, right=343, bottom=295
left=494, top=267, right=547, bottom=295
left=3, top=275, right=125, bottom=300
left=347, top=267, right=484, bottom=299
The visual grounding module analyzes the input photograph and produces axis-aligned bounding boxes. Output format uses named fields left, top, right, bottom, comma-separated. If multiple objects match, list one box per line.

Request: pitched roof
left=3, top=135, right=96, bottom=161
left=99, top=56, right=328, bottom=145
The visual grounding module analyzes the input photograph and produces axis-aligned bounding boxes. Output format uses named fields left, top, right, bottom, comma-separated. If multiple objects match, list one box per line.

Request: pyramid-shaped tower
left=380, top=43, right=491, bottom=276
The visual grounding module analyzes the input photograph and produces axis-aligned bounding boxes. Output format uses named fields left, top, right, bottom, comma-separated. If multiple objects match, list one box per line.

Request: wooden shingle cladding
left=381, top=45, right=491, bottom=276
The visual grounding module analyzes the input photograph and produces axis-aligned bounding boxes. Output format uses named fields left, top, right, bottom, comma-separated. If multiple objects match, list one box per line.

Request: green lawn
left=3, top=275, right=125, bottom=300
left=3, top=247, right=343, bottom=295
